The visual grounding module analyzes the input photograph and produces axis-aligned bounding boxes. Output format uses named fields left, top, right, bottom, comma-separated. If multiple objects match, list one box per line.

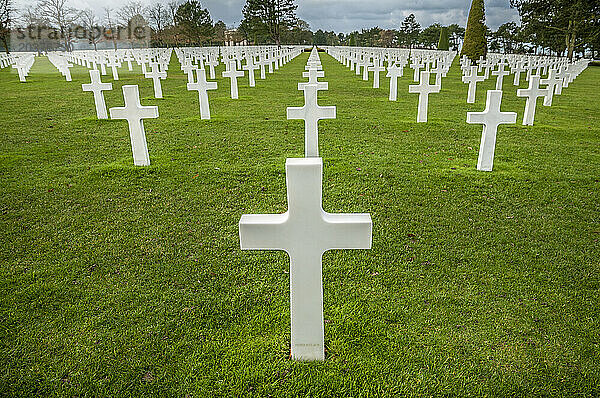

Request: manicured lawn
left=0, top=50, right=598, bottom=397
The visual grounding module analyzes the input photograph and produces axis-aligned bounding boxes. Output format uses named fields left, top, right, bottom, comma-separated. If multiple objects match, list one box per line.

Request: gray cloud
left=17, top=0, right=520, bottom=32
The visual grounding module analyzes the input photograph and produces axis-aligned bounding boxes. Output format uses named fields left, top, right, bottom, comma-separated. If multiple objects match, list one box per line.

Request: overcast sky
left=18, top=0, right=520, bottom=32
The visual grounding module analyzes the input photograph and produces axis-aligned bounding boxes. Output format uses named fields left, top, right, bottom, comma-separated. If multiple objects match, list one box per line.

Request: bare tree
left=79, top=9, right=100, bottom=51
left=103, top=6, right=118, bottom=50
left=147, top=1, right=169, bottom=32
left=167, top=0, right=183, bottom=26
left=0, top=0, right=13, bottom=53
left=119, top=1, right=145, bottom=26
left=19, top=5, right=55, bottom=53
left=37, top=0, right=79, bottom=51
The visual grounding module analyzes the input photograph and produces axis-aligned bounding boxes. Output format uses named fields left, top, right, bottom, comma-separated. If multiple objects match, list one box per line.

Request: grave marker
left=109, top=85, right=158, bottom=166
left=187, top=68, right=218, bottom=120
left=82, top=69, right=113, bottom=119
left=239, top=158, right=372, bottom=361
left=408, top=71, right=440, bottom=123
left=467, top=90, right=517, bottom=171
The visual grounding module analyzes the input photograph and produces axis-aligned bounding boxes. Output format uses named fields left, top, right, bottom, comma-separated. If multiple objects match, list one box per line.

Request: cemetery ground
left=1, top=51, right=599, bottom=396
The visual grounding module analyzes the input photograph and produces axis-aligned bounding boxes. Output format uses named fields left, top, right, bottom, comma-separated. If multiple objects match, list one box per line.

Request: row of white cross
left=240, top=47, right=372, bottom=362
left=8, top=53, right=36, bottom=82
left=325, top=46, right=590, bottom=171
left=81, top=47, right=303, bottom=166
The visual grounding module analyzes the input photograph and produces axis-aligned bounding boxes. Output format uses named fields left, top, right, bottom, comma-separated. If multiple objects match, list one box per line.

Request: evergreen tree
left=399, top=14, right=421, bottom=49
left=511, top=0, right=599, bottom=60
left=438, top=26, right=450, bottom=50
left=461, top=0, right=487, bottom=62
left=241, top=0, right=297, bottom=46
left=175, top=0, right=213, bottom=46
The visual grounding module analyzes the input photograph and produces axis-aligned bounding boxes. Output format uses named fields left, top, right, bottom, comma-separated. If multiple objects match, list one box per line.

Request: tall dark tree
left=213, top=20, right=226, bottom=45
left=495, top=22, right=520, bottom=53
left=419, top=23, right=441, bottom=49
left=448, top=23, right=466, bottom=52
left=313, top=29, right=326, bottom=45
left=461, top=0, right=487, bottom=62
left=0, top=0, right=13, bottom=53
left=399, top=14, right=421, bottom=49
left=511, top=0, right=599, bottom=60
left=175, top=0, right=213, bottom=46
left=241, top=0, right=297, bottom=46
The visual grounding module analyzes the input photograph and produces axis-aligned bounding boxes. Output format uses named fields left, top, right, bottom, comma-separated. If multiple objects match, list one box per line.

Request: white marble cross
left=431, top=62, right=445, bottom=87
left=59, top=64, right=72, bottom=82
left=356, top=56, right=366, bottom=76
left=492, top=63, right=509, bottom=90
left=187, top=68, right=218, bottom=120
left=462, top=66, right=485, bottom=104
left=540, top=69, right=560, bottom=106
left=362, top=57, right=371, bottom=81
left=299, top=68, right=327, bottom=91
left=181, top=60, right=196, bottom=84
left=386, top=63, right=403, bottom=101
left=287, top=85, right=336, bottom=157
left=222, top=61, right=244, bottom=99
left=123, top=52, right=134, bottom=71
left=243, top=56, right=258, bottom=87
left=107, top=56, right=121, bottom=81
left=206, top=58, right=218, bottom=79
left=517, top=75, right=550, bottom=126
left=82, top=69, right=113, bottom=119
left=408, top=71, right=440, bottom=123
left=259, top=56, right=268, bottom=79
left=411, top=59, right=423, bottom=81
left=512, top=61, right=526, bottom=85
left=368, top=60, right=386, bottom=89
left=109, top=85, right=159, bottom=166
left=239, top=157, right=372, bottom=361
left=145, top=62, right=167, bottom=99
left=467, top=90, right=517, bottom=171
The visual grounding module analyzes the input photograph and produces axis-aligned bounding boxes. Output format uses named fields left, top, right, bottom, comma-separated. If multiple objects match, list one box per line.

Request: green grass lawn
left=0, top=50, right=599, bottom=397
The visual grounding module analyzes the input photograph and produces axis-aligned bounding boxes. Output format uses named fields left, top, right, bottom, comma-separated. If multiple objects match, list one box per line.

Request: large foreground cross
left=239, top=158, right=372, bottom=361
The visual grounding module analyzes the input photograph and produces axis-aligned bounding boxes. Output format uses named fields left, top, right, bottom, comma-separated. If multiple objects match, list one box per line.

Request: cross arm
left=322, top=212, right=372, bottom=250
left=466, top=112, right=487, bottom=125
left=239, top=213, right=289, bottom=251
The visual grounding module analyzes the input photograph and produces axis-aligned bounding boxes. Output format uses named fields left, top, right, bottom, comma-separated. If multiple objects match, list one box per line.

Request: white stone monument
left=109, top=85, right=159, bottom=166
left=492, top=63, right=509, bottom=90
left=239, top=157, right=372, bottom=361
left=222, top=61, right=244, bottom=99
left=145, top=62, right=167, bottom=99
left=287, top=85, right=336, bottom=157
left=386, top=63, right=403, bottom=101
left=82, top=70, right=113, bottom=119
left=408, top=71, right=440, bottom=123
left=369, top=60, right=386, bottom=89
left=187, top=68, right=218, bottom=120
left=467, top=90, right=517, bottom=171
left=516, top=75, right=550, bottom=126
left=462, top=66, right=485, bottom=104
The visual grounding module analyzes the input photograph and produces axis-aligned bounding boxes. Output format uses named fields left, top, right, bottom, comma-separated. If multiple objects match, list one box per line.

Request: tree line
left=0, top=0, right=598, bottom=59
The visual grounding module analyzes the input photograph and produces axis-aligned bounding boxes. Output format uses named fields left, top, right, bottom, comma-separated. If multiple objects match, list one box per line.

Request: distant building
left=224, top=29, right=247, bottom=46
